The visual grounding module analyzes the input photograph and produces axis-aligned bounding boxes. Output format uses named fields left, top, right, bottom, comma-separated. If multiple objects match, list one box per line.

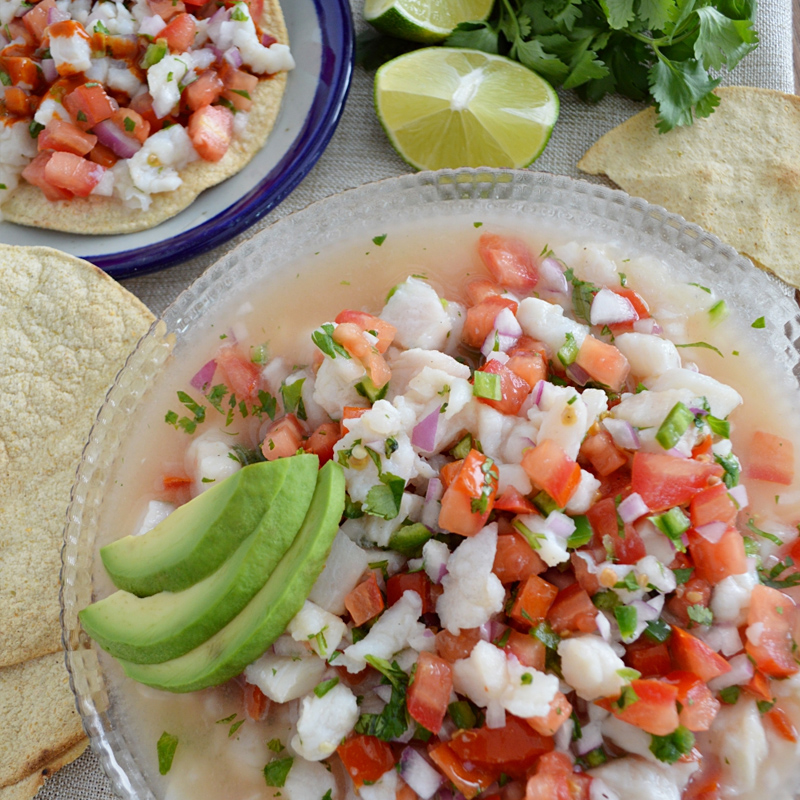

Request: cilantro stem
left=499, top=0, right=522, bottom=42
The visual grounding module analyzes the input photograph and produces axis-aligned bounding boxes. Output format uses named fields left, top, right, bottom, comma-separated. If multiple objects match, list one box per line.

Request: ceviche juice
left=90, top=215, right=800, bottom=800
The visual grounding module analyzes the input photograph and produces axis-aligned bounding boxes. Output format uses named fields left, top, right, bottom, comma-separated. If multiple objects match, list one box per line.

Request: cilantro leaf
left=157, top=732, right=179, bottom=775
left=649, top=726, right=695, bottom=764
left=363, top=473, right=405, bottom=520
left=694, top=6, right=758, bottom=71
left=263, top=757, right=293, bottom=787
left=649, top=57, right=721, bottom=132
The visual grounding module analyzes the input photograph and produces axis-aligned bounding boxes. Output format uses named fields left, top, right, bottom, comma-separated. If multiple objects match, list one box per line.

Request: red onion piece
left=93, top=119, right=141, bottom=158
left=539, top=257, right=568, bottom=294
left=590, top=288, right=637, bottom=326
left=728, top=484, right=748, bottom=508
left=425, top=477, right=443, bottom=504
left=617, top=492, right=648, bottom=523
left=412, top=408, right=440, bottom=452
left=695, top=521, right=728, bottom=543
left=262, top=32, right=277, bottom=46
left=631, top=599, right=660, bottom=622
left=574, top=721, right=604, bottom=756
left=602, top=418, right=640, bottom=451
left=495, top=307, right=522, bottom=338
left=708, top=653, right=751, bottom=691
left=223, top=46, right=243, bottom=68
left=596, top=611, right=611, bottom=641
left=545, top=511, right=575, bottom=539
left=190, top=359, right=217, bottom=390
left=632, top=318, right=662, bottom=335
left=46, top=6, right=69, bottom=23
left=566, top=362, right=591, bottom=386
left=399, top=748, right=443, bottom=800
left=666, top=446, right=689, bottom=459
left=532, top=380, right=545, bottom=406
left=437, top=562, right=448, bottom=582
left=40, top=57, right=57, bottom=83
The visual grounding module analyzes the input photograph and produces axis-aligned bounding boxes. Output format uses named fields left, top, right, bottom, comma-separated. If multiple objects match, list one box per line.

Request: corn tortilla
left=0, top=0, right=288, bottom=235
left=578, top=87, right=800, bottom=288
left=0, top=246, right=154, bottom=667
left=0, top=740, right=87, bottom=800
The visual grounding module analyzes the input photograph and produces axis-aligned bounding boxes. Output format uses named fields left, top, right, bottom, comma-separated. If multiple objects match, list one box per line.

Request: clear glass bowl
left=61, top=168, right=800, bottom=800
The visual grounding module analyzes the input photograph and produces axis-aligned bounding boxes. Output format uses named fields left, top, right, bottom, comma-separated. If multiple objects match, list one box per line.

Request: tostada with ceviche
left=0, top=0, right=292, bottom=233
left=78, top=221, right=800, bottom=800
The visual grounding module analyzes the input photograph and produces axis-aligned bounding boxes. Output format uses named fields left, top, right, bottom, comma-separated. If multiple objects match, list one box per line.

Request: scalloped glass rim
left=61, top=169, right=800, bottom=800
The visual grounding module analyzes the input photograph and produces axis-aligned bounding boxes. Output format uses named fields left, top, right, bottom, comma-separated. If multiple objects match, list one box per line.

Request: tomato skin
left=494, top=487, right=537, bottom=516
left=428, top=741, right=500, bottom=799
left=690, top=483, right=737, bottom=527
left=344, top=571, right=385, bottom=626
left=260, top=414, right=305, bottom=461
left=21, top=152, right=72, bottom=200
left=38, top=119, right=97, bottom=155
left=669, top=626, right=731, bottom=683
left=580, top=430, right=627, bottom=477
left=546, top=583, right=597, bottom=635
left=526, top=691, right=572, bottom=736
left=521, top=439, right=582, bottom=508
left=220, top=64, right=259, bottom=111
left=436, top=627, right=482, bottom=663
left=44, top=151, right=104, bottom=197
left=64, top=82, right=117, bottom=130
left=386, top=571, right=437, bottom=614
left=631, top=452, right=723, bottom=513
left=438, top=449, right=498, bottom=536
left=302, top=421, right=341, bottom=464
left=586, top=496, right=646, bottom=565
left=337, top=735, right=395, bottom=788
left=493, top=532, right=546, bottom=584
left=503, top=629, right=545, bottom=670
left=462, top=295, right=518, bottom=349
left=478, top=233, right=538, bottom=292
left=663, top=671, right=719, bottom=731
left=335, top=310, right=396, bottom=353
left=476, top=359, right=531, bottom=415
left=603, top=679, right=680, bottom=736
left=407, top=651, right=453, bottom=734
left=160, top=11, right=196, bottom=51
left=188, top=103, right=234, bottom=162
left=575, top=335, right=630, bottom=392
left=746, top=584, right=800, bottom=678
left=687, top=527, right=747, bottom=585
left=510, top=575, right=559, bottom=627
left=448, top=715, right=553, bottom=770
left=746, top=431, right=795, bottom=485
left=22, top=0, right=56, bottom=40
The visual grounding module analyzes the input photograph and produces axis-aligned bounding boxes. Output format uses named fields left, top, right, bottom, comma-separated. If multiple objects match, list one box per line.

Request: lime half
left=375, top=48, right=560, bottom=171
left=364, top=0, right=493, bottom=44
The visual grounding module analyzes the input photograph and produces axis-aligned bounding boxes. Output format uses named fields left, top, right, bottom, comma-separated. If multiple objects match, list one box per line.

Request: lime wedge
left=375, top=48, right=559, bottom=171
left=364, top=0, right=493, bottom=44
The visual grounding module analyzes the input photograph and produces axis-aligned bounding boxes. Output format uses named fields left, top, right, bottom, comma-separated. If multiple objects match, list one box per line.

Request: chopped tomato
left=746, top=431, right=795, bottom=485
left=607, top=288, right=650, bottom=334
left=260, top=414, right=304, bottom=461
left=184, top=69, right=224, bottom=111
left=503, top=629, right=545, bottom=670
left=690, top=483, right=738, bottom=528
left=666, top=576, right=712, bottom=626
left=162, top=474, right=192, bottom=490
left=439, top=458, right=462, bottom=490
left=188, top=104, right=234, bottom=162
left=340, top=405, right=368, bottom=436
left=438, top=449, right=498, bottom=536
left=507, top=336, right=549, bottom=360
left=436, top=627, right=482, bottom=663
left=745, top=584, right=799, bottom=678
left=521, top=439, right=582, bottom=508
left=22, top=0, right=57, bottom=40
left=303, top=421, right=342, bottom=464
left=687, top=527, right=747, bottom=585
left=344, top=571, right=384, bottom=626
left=692, top=435, right=713, bottom=458
left=664, top=671, right=719, bottom=731
left=625, top=639, right=672, bottom=678
left=64, top=82, right=116, bottom=130
left=407, top=651, right=453, bottom=734
left=386, top=571, right=437, bottom=615
left=547, top=583, right=597, bottom=635
left=395, top=779, right=416, bottom=800
left=507, top=351, right=547, bottom=389
left=429, top=741, right=500, bottom=799
left=574, top=335, right=630, bottom=392
left=465, top=277, right=505, bottom=305
left=335, top=310, right=396, bottom=353
left=478, top=233, right=538, bottom=292
left=744, top=669, right=773, bottom=703
left=147, top=0, right=186, bottom=20
left=1, top=56, right=40, bottom=88
left=526, top=691, right=572, bottom=736
left=669, top=626, right=731, bottom=683
left=494, top=487, right=537, bottom=516
left=766, top=706, right=798, bottom=742
left=215, top=347, right=260, bottom=398
left=128, top=91, right=164, bottom=133
left=220, top=66, right=259, bottom=112
left=38, top=119, right=97, bottom=156
left=160, top=12, right=196, bottom=51
left=570, top=552, right=601, bottom=595
left=337, top=735, right=395, bottom=789
left=493, top=532, right=546, bottom=583
left=631, top=452, right=723, bottom=513
left=462, top=295, right=518, bottom=349
left=586, top=496, right=646, bottom=565
left=476, top=359, right=531, bottom=415
left=21, top=153, right=72, bottom=200
left=580, top=430, right=627, bottom=477
left=4, top=86, right=31, bottom=115
left=110, top=108, right=150, bottom=144
left=243, top=681, right=270, bottom=721
left=332, top=322, right=391, bottom=388
left=44, top=151, right=105, bottom=197
left=524, top=751, right=580, bottom=800
left=509, top=575, right=559, bottom=627
left=602, top=678, right=680, bottom=736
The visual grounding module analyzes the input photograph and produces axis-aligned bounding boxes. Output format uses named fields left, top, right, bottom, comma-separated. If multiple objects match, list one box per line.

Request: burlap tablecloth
left=38, top=0, right=796, bottom=796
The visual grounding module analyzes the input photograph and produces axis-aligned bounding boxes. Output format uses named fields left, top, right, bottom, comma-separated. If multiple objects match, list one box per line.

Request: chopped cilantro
left=157, top=732, right=179, bottom=775
left=267, top=738, right=284, bottom=753
left=314, top=677, right=339, bottom=698
left=263, top=757, right=293, bottom=787
left=312, top=323, right=351, bottom=359
left=715, top=452, right=740, bottom=488
left=566, top=515, right=592, bottom=549
left=372, top=233, right=387, bottom=246
left=674, top=342, right=724, bottom=357
left=687, top=604, right=713, bottom=626
left=718, top=686, right=741, bottom=705
left=649, top=726, right=695, bottom=764
left=280, top=378, right=307, bottom=421
left=673, top=567, right=694, bottom=585
left=563, top=268, right=598, bottom=324
left=751, top=316, right=766, bottom=329
left=747, top=518, right=784, bottom=547
left=363, top=472, right=405, bottom=519
left=644, top=618, right=672, bottom=643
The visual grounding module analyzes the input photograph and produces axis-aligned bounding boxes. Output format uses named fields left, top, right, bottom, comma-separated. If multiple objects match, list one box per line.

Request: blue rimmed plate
left=0, top=0, right=354, bottom=279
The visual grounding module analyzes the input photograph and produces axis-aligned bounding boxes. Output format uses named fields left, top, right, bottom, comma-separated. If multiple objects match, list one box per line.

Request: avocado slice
left=118, top=459, right=345, bottom=692
left=79, top=457, right=317, bottom=664
left=101, top=456, right=316, bottom=596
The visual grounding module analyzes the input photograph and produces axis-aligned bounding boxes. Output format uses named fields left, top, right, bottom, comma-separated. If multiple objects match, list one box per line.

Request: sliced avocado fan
left=100, top=457, right=312, bottom=596
left=119, top=459, right=345, bottom=692
left=79, top=455, right=318, bottom=664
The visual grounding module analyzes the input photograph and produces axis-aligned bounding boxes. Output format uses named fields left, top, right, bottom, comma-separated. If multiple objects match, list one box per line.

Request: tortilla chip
left=0, top=0, right=288, bottom=235
left=578, top=87, right=800, bottom=288
left=0, top=740, right=87, bottom=800
left=0, top=653, right=87, bottom=788
left=0, top=246, right=154, bottom=666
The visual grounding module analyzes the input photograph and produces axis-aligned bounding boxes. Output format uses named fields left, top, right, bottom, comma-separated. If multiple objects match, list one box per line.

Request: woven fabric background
left=39, top=0, right=795, bottom=796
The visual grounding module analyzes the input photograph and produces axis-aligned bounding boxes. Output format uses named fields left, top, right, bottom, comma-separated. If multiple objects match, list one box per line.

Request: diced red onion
left=689, top=406, right=707, bottom=416
left=695, top=521, right=728, bottom=544
left=93, top=119, right=141, bottom=158
left=399, top=748, right=443, bottom=800
left=47, top=6, right=69, bottom=23
left=262, top=32, right=277, bottom=46
left=631, top=600, right=660, bottom=622
left=481, top=331, right=517, bottom=359
left=554, top=717, right=573, bottom=752
left=617, top=492, right=648, bottom=523
left=646, top=594, right=665, bottom=615
left=425, top=477, right=443, bottom=504
left=697, top=623, right=742, bottom=657
left=728, top=485, right=748, bottom=508
left=139, top=14, right=167, bottom=36
left=708, top=653, right=751, bottom=691
left=190, top=359, right=217, bottom=390
left=590, top=288, right=637, bottom=326
left=566, top=363, right=590, bottom=386
left=438, top=563, right=448, bottom=582
left=40, top=58, right=57, bottom=84
left=666, top=446, right=689, bottom=459
left=478, top=622, right=492, bottom=641
left=495, top=307, right=522, bottom=338
left=574, top=720, right=604, bottom=756
left=602, top=418, right=640, bottom=450
left=223, top=46, right=243, bottom=68
left=532, top=380, right=545, bottom=406
left=539, top=257, right=568, bottom=294
left=596, top=611, right=611, bottom=640
left=632, top=318, right=662, bottom=335
left=545, top=511, right=575, bottom=540
left=412, top=409, right=440, bottom=452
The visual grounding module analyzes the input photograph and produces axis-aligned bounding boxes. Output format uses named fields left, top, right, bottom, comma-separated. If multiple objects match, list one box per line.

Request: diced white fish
left=244, top=651, right=326, bottom=703
left=517, top=297, right=589, bottom=356
left=308, top=531, right=370, bottom=615
left=558, top=635, right=627, bottom=700
left=645, top=368, right=742, bottom=419
left=290, top=684, right=359, bottom=761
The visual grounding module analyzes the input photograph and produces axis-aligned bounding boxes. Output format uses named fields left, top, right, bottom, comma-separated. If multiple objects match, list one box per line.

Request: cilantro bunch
left=445, top=0, right=758, bottom=131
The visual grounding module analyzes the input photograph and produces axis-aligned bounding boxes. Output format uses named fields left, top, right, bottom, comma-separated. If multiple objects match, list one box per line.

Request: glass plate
left=0, top=0, right=353, bottom=280
left=61, top=169, right=800, bottom=800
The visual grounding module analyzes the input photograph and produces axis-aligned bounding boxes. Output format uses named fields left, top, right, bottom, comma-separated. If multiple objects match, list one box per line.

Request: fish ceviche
left=87, top=231, right=800, bottom=800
